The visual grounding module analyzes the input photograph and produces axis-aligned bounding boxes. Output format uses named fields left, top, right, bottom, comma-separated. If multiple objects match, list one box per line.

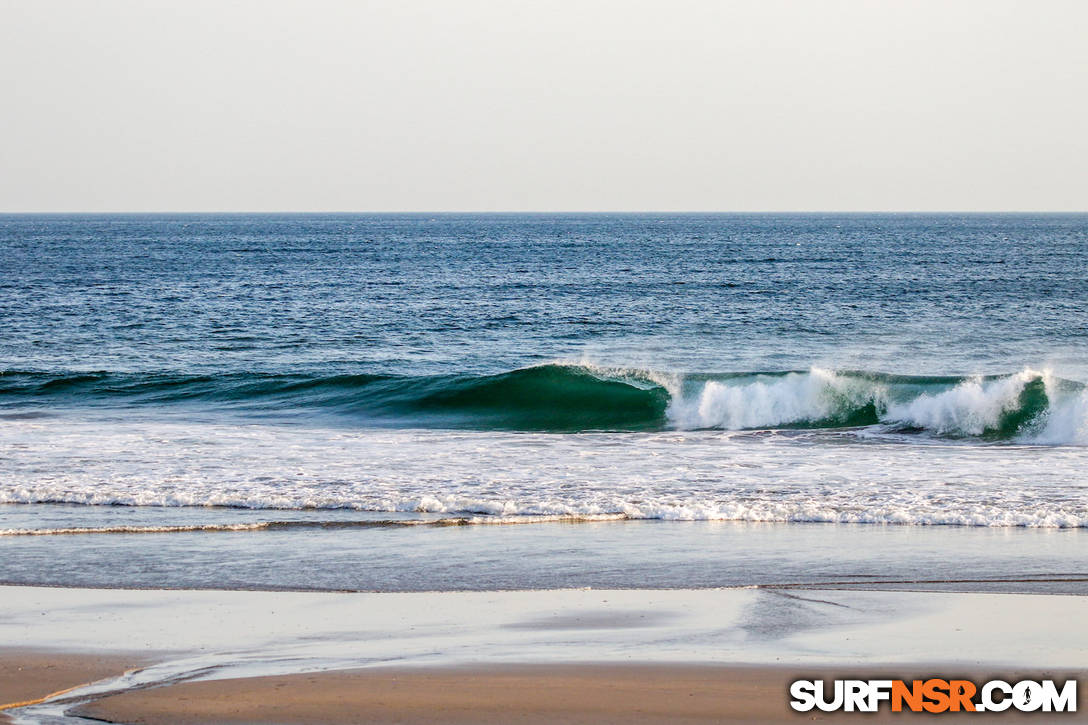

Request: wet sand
left=6, top=586, right=1088, bottom=668
left=67, top=664, right=1086, bottom=724
left=0, top=650, right=144, bottom=723
left=4, top=586, right=1088, bottom=722
left=71, top=664, right=798, bottom=724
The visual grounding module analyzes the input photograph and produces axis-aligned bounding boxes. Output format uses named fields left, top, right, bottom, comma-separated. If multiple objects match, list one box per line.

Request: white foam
left=659, top=366, right=1088, bottom=442
left=0, top=523, right=271, bottom=536
left=667, top=368, right=881, bottom=430
left=2, top=415, right=1087, bottom=528
left=882, top=370, right=1040, bottom=436
left=1033, top=387, right=1088, bottom=445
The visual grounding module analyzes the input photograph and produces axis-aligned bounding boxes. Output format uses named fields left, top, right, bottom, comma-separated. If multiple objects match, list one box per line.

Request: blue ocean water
left=3, top=213, right=1087, bottom=377
left=2, top=214, right=1088, bottom=590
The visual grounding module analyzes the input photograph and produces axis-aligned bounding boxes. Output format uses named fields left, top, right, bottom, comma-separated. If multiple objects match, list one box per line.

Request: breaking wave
left=1, top=365, right=1084, bottom=442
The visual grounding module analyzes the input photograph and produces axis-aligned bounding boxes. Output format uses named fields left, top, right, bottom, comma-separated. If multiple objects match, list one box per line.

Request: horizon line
left=2, top=210, right=1087, bottom=216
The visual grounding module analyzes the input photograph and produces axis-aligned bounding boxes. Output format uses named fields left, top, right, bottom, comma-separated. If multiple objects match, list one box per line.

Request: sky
left=1, top=0, right=1086, bottom=212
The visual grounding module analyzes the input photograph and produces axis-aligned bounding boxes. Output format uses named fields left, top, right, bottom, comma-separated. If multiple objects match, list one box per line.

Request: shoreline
left=6, top=505, right=1088, bottom=594
left=4, top=585, right=1088, bottom=722
left=6, top=576, right=1088, bottom=594
left=6, top=585, right=1088, bottom=666
left=0, top=651, right=147, bottom=724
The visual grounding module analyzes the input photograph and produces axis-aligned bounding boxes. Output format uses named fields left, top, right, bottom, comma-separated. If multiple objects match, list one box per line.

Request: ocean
left=2, top=213, right=1087, bottom=592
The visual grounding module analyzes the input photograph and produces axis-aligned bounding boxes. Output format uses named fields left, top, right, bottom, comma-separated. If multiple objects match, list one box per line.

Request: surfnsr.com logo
left=790, top=679, right=1077, bottom=713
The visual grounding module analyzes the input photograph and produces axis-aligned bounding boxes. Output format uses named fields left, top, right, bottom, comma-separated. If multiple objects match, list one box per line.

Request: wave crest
left=1, top=364, right=1084, bottom=442
left=667, top=368, right=882, bottom=430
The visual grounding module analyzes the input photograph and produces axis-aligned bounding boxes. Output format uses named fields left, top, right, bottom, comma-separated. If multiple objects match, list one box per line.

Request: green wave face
left=375, top=365, right=671, bottom=431
left=991, top=376, right=1051, bottom=439
left=0, top=365, right=673, bottom=432
left=0, top=365, right=1080, bottom=438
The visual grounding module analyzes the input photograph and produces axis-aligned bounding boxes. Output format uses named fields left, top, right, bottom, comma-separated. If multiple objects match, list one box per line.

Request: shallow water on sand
left=2, top=503, right=1086, bottom=593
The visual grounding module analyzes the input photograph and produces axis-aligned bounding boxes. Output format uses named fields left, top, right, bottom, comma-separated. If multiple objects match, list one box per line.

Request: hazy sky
left=2, top=0, right=1086, bottom=212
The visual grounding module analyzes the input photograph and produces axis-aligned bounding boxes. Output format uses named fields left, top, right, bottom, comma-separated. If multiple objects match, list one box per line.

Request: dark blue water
left=3, top=213, right=1086, bottom=377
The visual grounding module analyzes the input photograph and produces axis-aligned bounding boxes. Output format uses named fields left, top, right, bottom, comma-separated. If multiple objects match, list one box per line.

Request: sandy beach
left=0, top=651, right=144, bottom=723
left=2, top=585, right=1086, bottom=722
left=70, top=664, right=802, bottom=724
left=3, top=658, right=1081, bottom=724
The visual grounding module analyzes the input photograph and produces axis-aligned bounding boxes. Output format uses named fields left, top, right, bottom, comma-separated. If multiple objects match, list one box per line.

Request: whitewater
left=662, top=366, right=1088, bottom=443
left=3, top=369, right=1087, bottom=528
